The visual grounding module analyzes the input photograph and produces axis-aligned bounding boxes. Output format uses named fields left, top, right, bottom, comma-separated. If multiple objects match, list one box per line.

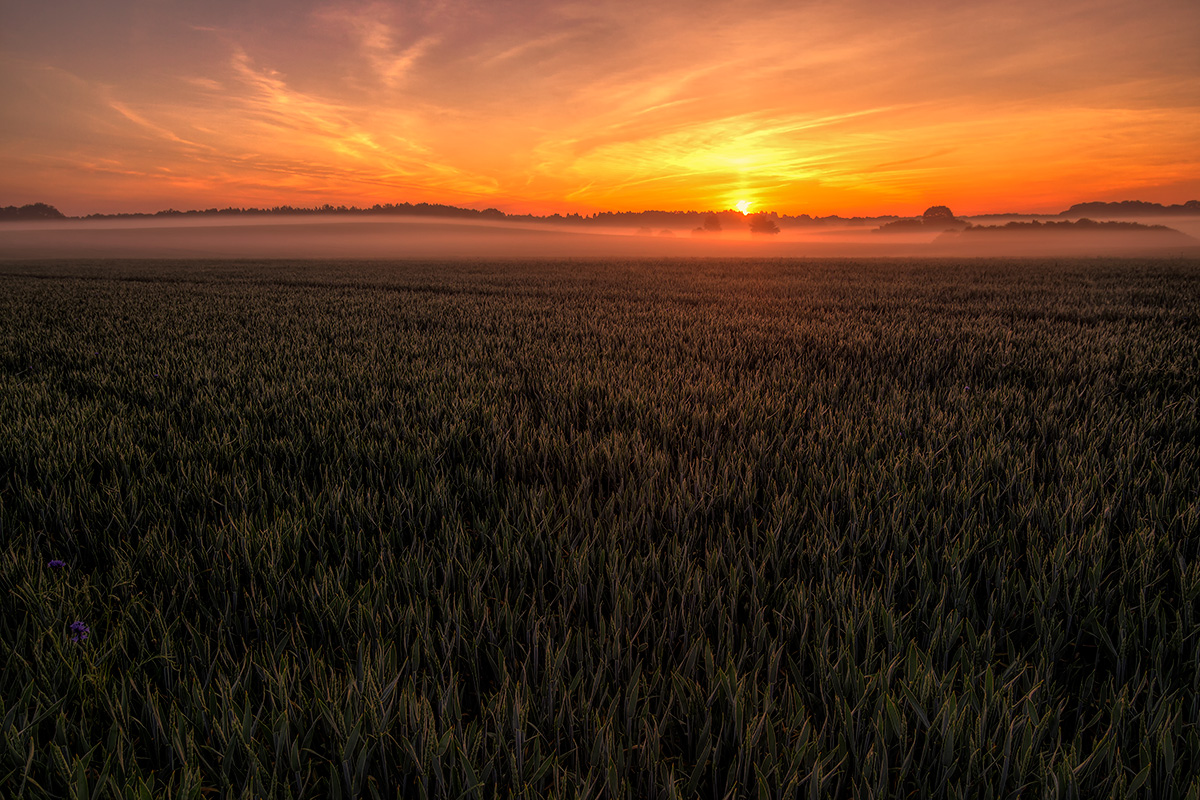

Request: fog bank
left=1, top=215, right=1196, bottom=260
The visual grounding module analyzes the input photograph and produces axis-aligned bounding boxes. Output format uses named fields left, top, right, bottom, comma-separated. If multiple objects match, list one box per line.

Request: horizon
left=6, top=196, right=1200, bottom=222
left=5, top=198, right=1198, bottom=261
left=3, top=1, right=1198, bottom=217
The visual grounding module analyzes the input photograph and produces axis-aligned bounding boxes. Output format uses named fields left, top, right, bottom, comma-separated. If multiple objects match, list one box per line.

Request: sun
left=735, top=200, right=752, bottom=215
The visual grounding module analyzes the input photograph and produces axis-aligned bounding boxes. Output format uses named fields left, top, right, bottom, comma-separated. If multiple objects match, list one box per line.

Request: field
left=1, top=257, right=1198, bottom=799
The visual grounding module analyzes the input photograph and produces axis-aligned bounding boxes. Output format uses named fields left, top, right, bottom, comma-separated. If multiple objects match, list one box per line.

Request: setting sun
left=735, top=200, right=753, bottom=215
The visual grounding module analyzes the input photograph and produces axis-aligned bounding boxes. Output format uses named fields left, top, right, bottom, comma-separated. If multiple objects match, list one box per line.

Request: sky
left=2, top=0, right=1199, bottom=216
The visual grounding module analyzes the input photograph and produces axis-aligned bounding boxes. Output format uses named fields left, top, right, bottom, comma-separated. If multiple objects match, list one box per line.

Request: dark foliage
left=0, top=203, right=66, bottom=221
left=1063, top=200, right=1200, bottom=217
left=2, top=258, right=1199, bottom=799
left=748, top=214, right=780, bottom=235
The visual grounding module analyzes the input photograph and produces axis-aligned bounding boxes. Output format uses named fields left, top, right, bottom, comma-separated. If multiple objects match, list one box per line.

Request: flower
left=48, top=559, right=66, bottom=569
left=69, top=621, right=90, bottom=643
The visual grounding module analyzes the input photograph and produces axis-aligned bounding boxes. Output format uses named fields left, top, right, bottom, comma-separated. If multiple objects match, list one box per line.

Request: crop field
left=1, top=257, right=1199, bottom=799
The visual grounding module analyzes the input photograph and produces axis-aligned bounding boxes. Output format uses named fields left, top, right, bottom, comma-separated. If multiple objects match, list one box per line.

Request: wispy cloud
left=108, top=101, right=216, bottom=151
left=314, top=3, right=439, bottom=88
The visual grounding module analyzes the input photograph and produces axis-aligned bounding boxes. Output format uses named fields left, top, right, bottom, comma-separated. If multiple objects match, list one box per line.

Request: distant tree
left=874, top=206, right=965, bottom=233
left=0, top=203, right=66, bottom=221
left=922, top=206, right=956, bottom=224
left=916, top=205, right=966, bottom=231
left=702, top=213, right=722, bottom=232
left=749, top=213, right=780, bottom=235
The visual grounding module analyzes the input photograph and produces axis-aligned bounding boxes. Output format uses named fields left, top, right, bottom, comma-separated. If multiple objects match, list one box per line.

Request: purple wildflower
left=48, top=559, right=66, bottom=569
left=69, top=621, right=90, bottom=643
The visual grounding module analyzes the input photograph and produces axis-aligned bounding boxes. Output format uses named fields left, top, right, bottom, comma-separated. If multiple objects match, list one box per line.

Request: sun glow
left=735, top=200, right=752, bottom=215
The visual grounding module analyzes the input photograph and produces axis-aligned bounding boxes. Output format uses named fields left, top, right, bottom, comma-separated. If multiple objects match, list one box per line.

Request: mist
left=1, top=215, right=1196, bottom=260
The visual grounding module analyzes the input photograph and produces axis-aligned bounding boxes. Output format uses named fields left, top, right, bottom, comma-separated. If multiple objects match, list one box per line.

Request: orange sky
left=2, top=0, right=1198, bottom=216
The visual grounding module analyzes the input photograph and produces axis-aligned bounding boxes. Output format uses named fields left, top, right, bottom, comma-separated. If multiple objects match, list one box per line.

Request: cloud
left=108, top=100, right=216, bottom=151
left=181, top=76, right=225, bottom=91
left=2, top=0, right=1197, bottom=214
left=218, top=48, right=498, bottom=195
left=313, top=3, right=440, bottom=88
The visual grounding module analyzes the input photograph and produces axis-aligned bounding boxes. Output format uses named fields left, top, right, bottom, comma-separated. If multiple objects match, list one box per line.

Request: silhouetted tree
left=922, top=206, right=956, bottom=224
left=749, top=213, right=780, bottom=235
left=874, top=205, right=965, bottom=233
left=0, top=203, right=66, bottom=221
left=702, top=213, right=722, bottom=232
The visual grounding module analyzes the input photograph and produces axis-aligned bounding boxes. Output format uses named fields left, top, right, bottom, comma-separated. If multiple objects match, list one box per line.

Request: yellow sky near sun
left=1, top=0, right=1198, bottom=215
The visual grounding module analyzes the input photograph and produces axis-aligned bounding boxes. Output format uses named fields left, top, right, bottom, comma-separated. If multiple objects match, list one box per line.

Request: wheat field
left=2, top=257, right=1198, bottom=798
